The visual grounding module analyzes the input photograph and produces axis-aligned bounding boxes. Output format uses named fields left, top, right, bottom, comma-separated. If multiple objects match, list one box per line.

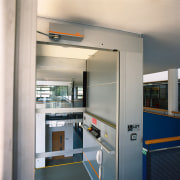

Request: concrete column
left=168, top=69, right=178, bottom=115
left=13, top=0, right=36, bottom=179
left=0, top=1, right=16, bottom=180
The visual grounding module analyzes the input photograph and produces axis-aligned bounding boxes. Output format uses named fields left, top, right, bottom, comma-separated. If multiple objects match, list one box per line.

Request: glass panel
left=144, top=82, right=168, bottom=109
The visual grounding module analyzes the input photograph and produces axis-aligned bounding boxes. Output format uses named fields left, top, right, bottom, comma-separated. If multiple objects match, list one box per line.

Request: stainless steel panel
left=87, top=84, right=117, bottom=125
left=87, top=51, right=117, bottom=86
left=83, top=113, right=116, bottom=180
left=86, top=50, right=117, bottom=125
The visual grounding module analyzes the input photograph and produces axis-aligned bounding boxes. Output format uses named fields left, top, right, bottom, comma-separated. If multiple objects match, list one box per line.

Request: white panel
left=36, top=114, right=45, bottom=153
left=143, top=71, right=168, bottom=83
left=168, top=69, right=178, bottom=115
left=36, top=158, right=45, bottom=168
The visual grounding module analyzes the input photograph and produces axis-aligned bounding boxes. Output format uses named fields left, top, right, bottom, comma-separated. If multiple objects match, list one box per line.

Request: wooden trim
left=172, top=111, right=180, bottom=115
left=143, top=107, right=168, bottom=112
left=145, top=136, right=180, bottom=145
left=143, top=110, right=180, bottom=119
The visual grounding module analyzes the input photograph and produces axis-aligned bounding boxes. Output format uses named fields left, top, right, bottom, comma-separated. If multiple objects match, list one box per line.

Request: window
left=77, top=87, right=83, bottom=99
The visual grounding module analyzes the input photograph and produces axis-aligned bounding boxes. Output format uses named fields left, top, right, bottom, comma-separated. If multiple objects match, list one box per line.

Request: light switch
left=131, top=133, right=137, bottom=141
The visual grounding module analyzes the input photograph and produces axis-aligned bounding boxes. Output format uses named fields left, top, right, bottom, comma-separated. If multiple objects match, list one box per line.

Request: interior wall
left=46, top=124, right=73, bottom=157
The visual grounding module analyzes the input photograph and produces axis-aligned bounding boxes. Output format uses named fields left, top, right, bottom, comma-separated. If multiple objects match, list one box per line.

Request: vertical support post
left=83, top=71, right=87, bottom=107
left=13, top=0, right=36, bottom=179
left=72, top=81, right=74, bottom=107
left=0, top=1, right=16, bottom=180
left=168, top=69, right=178, bottom=115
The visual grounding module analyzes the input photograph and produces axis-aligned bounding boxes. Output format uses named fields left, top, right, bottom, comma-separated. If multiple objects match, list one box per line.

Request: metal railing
left=144, top=136, right=180, bottom=180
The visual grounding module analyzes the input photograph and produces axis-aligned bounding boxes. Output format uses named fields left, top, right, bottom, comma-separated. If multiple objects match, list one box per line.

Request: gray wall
left=119, top=52, right=143, bottom=180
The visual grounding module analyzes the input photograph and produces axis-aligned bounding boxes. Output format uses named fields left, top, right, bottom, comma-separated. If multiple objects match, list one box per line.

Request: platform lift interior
left=36, top=21, right=143, bottom=180
left=81, top=50, right=117, bottom=180
left=35, top=48, right=117, bottom=179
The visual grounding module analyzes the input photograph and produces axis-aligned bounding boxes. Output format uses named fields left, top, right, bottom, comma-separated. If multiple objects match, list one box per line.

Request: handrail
left=172, top=111, right=180, bottom=115
left=85, top=112, right=116, bottom=129
left=143, top=107, right=180, bottom=119
left=81, top=124, right=115, bottom=154
left=145, top=136, right=180, bottom=145
left=143, top=107, right=168, bottom=113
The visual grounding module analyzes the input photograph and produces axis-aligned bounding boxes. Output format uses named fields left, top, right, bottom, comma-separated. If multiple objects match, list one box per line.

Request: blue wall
left=143, top=112, right=180, bottom=179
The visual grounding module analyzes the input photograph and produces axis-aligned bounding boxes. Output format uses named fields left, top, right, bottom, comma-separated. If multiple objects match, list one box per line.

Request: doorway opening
left=35, top=43, right=119, bottom=180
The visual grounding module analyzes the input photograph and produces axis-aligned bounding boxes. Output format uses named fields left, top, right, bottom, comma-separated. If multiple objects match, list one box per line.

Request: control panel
left=88, top=125, right=101, bottom=139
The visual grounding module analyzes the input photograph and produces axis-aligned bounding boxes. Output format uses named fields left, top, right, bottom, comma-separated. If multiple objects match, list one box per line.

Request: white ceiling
left=37, top=0, right=180, bottom=74
left=37, top=44, right=97, bottom=59
left=36, top=55, right=86, bottom=83
left=36, top=44, right=97, bottom=83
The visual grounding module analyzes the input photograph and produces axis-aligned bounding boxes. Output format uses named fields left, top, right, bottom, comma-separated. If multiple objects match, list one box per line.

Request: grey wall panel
left=83, top=113, right=116, bottom=180
left=37, top=17, right=143, bottom=53
left=119, top=52, right=143, bottom=180
left=0, top=0, right=16, bottom=180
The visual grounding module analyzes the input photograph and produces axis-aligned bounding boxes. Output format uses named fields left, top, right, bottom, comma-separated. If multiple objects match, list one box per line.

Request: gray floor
left=46, top=153, right=83, bottom=166
left=35, top=162, right=91, bottom=180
